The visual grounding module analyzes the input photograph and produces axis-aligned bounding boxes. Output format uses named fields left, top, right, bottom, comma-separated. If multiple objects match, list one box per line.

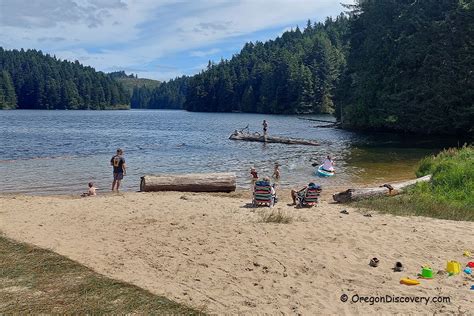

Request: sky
left=0, top=0, right=352, bottom=81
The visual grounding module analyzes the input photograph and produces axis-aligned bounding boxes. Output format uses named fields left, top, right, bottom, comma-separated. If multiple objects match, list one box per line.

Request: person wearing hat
left=291, top=183, right=322, bottom=205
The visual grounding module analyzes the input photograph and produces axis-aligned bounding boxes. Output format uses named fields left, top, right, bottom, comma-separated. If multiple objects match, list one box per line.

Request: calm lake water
left=0, top=110, right=455, bottom=194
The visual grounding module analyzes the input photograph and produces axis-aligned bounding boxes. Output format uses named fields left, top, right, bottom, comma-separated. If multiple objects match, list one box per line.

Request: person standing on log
left=111, top=148, right=126, bottom=192
left=262, top=120, right=268, bottom=139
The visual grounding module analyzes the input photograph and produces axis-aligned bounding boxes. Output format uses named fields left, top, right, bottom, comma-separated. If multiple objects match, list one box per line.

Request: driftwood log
left=229, top=132, right=320, bottom=146
left=140, top=173, right=236, bottom=192
left=332, top=175, right=432, bottom=203
left=314, top=122, right=341, bottom=128
left=297, top=117, right=336, bottom=123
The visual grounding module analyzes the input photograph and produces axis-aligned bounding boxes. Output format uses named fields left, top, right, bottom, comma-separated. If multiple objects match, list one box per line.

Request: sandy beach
left=0, top=191, right=473, bottom=314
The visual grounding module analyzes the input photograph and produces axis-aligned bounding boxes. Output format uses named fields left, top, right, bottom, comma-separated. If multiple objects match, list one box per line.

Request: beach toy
left=316, top=165, right=334, bottom=177
left=467, top=262, right=474, bottom=268
left=369, top=257, right=379, bottom=267
left=464, top=267, right=472, bottom=275
left=419, top=266, right=434, bottom=279
left=463, top=250, right=471, bottom=257
left=393, top=262, right=403, bottom=272
left=471, top=285, right=474, bottom=290
left=446, top=261, right=462, bottom=275
left=400, top=278, right=420, bottom=286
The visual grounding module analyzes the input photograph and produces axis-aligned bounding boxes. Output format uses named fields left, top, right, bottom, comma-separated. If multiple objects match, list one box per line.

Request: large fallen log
left=140, top=173, right=236, bottom=192
left=332, top=175, right=432, bottom=203
left=229, top=132, right=320, bottom=146
left=314, top=122, right=341, bottom=128
left=297, top=117, right=337, bottom=123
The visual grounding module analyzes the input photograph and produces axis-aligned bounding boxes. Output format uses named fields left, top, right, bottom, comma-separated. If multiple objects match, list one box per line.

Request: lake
left=0, top=110, right=453, bottom=195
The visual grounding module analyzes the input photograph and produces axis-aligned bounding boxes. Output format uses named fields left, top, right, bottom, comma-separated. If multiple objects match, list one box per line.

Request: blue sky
left=0, top=0, right=352, bottom=81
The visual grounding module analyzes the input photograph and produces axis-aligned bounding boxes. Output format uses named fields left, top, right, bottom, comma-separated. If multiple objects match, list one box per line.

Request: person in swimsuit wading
left=111, top=148, right=126, bottom=192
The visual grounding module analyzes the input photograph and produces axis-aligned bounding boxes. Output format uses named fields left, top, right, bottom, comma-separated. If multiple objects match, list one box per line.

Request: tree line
left=131, top=15, right=350, bottom=114
left=0, top=48, right=129, bottom=110
left=131, top=76, right=187, bottom=109
left=2, top=0, right=472, bottom=136
left=336, top=0, right=473, bottom=136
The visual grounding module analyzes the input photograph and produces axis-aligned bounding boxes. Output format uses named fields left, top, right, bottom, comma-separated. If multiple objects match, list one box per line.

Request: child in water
left=272, top=163, right=281, bottom=180
left=250, top=167, right=258, bottom=180
left=81, top=182, right=97, bottom=197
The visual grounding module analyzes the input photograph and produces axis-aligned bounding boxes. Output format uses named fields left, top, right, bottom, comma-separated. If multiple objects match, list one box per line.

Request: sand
left=0, top=191, right=473, bottom=314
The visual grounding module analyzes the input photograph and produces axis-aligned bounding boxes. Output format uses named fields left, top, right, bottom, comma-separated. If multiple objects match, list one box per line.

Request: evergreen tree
left=181, top=15, right=350, bottom=114
left=336, top=0, right=474, bottom=136
left=0, top=48, right=129, bottom=110
left=0, top=70, right=17, bottom=109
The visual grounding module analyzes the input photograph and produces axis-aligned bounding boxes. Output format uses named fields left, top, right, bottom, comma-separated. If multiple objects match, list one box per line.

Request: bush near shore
left=357, top=146, right=474, bottom=221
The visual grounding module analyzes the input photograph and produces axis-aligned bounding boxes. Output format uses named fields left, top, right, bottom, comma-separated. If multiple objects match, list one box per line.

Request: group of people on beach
left=249, top=157, right=331, bottom=206
left=249, top=119, right=336, bottom=206
left=82, top=120, right=334, bottom=201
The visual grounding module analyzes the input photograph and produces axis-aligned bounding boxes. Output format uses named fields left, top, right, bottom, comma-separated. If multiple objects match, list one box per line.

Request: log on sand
left=229, top=132, right=320, bottom=146
left=332, top=175, right=432, bottom=203
left=140, top=173, right=236, bottom=192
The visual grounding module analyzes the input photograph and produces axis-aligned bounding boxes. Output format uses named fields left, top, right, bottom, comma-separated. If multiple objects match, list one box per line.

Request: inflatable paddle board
left=316, top=165, right=335, bottom=177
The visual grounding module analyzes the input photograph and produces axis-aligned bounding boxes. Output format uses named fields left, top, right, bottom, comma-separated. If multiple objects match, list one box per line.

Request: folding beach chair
left=296, top=184, right=321, bottom=208
left=252, top=180, right=274, bottom=207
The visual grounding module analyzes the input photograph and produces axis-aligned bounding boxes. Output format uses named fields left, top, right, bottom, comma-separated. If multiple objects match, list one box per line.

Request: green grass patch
left=356, top=145, right=474, bottom=221
left=0, top=235, right=203, bottom=314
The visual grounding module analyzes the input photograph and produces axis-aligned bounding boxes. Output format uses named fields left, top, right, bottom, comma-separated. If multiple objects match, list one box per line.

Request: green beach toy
left=420, top=266, right=434, bottom=279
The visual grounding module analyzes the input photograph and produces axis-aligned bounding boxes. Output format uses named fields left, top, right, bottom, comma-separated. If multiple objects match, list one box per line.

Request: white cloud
left=0, top=0, right=353, bottom=79
left=189, top=48, right=221, bottom=57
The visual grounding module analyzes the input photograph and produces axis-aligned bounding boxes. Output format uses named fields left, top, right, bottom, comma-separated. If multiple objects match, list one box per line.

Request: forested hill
left=185, top=16, right=349, bottom=114
left=130, top=76, right=188, bottom=109
left=0, top=48, right=129, bottom=110
left=336, top=0, right=474, bottom=136
left=132, top=0, right=473, bottom=136
left=130, top=15, right=350, bottom=113
left=108, top=71, right=160, bottom=95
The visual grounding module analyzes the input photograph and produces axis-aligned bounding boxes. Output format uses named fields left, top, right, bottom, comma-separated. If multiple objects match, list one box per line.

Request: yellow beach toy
left=463, top=250, right=472, bottom=258
left=446, top=261, right=462, bottom=275
left=400, top=278, right=420, bottom=285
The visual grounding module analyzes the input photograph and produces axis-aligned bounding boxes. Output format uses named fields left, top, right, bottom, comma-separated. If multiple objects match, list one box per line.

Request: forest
left=130, top=76, right=188, bottom=109
left=0, top=48, right=129, bottom=110
left=131, top=0, right=473, bottom=135
left=336, top=0, right=473, bottom=135
left=1, top=0, right=472, bottom=136
left=131, top=15, right=349, bottom=114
